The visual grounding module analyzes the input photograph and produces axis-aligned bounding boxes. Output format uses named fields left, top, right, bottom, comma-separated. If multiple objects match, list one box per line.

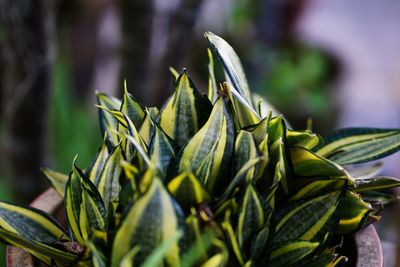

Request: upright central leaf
left=158, top=72, right=212, bottom=147
left=177, top=98, right=234, bottom=194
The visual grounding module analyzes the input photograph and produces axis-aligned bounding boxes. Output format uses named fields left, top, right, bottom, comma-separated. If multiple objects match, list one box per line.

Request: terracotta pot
left=6, top=188, right=384, bottom=267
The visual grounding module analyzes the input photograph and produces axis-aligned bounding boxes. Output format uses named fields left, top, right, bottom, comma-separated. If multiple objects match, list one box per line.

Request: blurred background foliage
left=1, top=0, right=400, bottom=265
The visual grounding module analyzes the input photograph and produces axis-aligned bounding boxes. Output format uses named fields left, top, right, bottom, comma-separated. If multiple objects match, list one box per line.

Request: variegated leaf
left=234, top=130, right=259, bottom=181
left=158, top=71, right=213, bottom=147
left=290, top=147, right=351, bottom=180
left=274, top=190, right=342, bottom=243
left=111, top=178, right=183, bottom=267
left=207, top=48, right=218, bottom=104
left=237, top=185, right=264, bottom=256
left=268, top=240, right=319, bottom=267
left=287, top=130, right=323, bottom=150
left=85, top=141, right=109, bottom=183
left=149, top=119, right=178, bottom=179
left=96, top=92, right=121, bottom=147
left=139, top=107, right=159, bottom=145
left=177, top=98, right=234, bottom=194
left=354, top=176, right=400, bottom=192
left=120, top=81, right=146, bottom=129
left=0, top=202, right=68, bottom=244
left=0, top=228, right=77, bottom=265
left=95, top=145, right=122, bottom=209
left=168, top=172, right=210, bottom=210
left=316, top=128, right=400, bottom=164
left=338, top=190, right=372, bottom=234
left=41, top=168, right=68, bottom=197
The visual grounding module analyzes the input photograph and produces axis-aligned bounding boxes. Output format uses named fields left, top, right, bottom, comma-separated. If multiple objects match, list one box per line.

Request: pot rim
left=6, top=188, right=384, bottom=267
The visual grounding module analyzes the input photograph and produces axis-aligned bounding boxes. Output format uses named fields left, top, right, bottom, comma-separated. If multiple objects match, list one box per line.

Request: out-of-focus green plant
left=49, top=56, right=100, bottom=173
left=0, top=32, right=399, bottom=267
left=263, top=44, right=334, bottom=119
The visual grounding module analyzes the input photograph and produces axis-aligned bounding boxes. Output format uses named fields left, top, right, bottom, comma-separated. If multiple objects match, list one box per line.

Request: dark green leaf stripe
left=177, top=98, right=234, bottom=194
left=269, top=240, right=319, bottom=267
left=158, top=72, right=212, bottom=147
left=41, top=168, right=68, bottom=197
left=121, top=82, right=146, bottom=129
left=111, top=178, right=182, bottom=267
left=316, top=128, right=400, bottom=164
left=274, top=190, right=342, bottom=243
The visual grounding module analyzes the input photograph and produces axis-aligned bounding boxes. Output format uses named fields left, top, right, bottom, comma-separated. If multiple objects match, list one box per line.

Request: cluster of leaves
left=1, top=32, right=400, bottom=267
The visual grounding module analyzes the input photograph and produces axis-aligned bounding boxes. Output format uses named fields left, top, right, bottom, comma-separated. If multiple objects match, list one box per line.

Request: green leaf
left=207, top=48, right=218, bottom=104
left=177, top=98, right=234, bottom=194
left=287, top=130, right=323, bottom=150
left=168, top=172, right=210, bottom=210
left=65, top=164, right=85, bottom=244
left=199, top=239, right=229, bottom=267
left=221, top=210, right=244, bottom=265
left=96, top=92, right=121, bottom=147
left=121, top=81, right=146, bottom=129
left=140, top=230, right=183, bottom=267
left=158, top=71, right=213, bottom=147
left=41, top=168, right=68, bottom=197
left=270, top=138, right=292, bottom=194
left=234, top=130, right=259, bottom=181
left=338, top=190, right=372, bottom=234
left=139, top=107, right=159, bottom=146
left=354, top=176, right=400, bottom=192
left=149, top=119, right=178, bottom=179
left=65, top=160, right=105, bottom=243
left=111, top=178, right=183, bottom=267
left=0, top=202, right=68, bottom=244
left=268, top=240, right=319, bottom=267
left=79, top=189, right=107, bottom=241
left=237, top=185, right=264, bottom=256
left=274, top=190, right=342, bottom=243
left=290, top=147, right=351, bottom=180
left=95, top=145, right=122, bottom=210
left=85, top=142, right=109, bottom=184
left=290, top=179, right=346, bottom=202
left=204, top=32, right=252, bottom=108
left=87, top=241, right=107, bottom=267
left=0, top=228, right=77, bottom=266
left=316, top=128, right=400, bottom=164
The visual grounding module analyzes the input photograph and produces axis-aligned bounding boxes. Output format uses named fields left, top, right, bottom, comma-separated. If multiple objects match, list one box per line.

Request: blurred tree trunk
left=119, top=0, right=154, bottom=103
left=151, top=0, right=205, bottom=106
left=0, top=0, right=56, bottom=203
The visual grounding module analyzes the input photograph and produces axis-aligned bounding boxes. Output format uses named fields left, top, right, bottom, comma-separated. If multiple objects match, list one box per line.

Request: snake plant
left=1, top=32, right=400, bottom=267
